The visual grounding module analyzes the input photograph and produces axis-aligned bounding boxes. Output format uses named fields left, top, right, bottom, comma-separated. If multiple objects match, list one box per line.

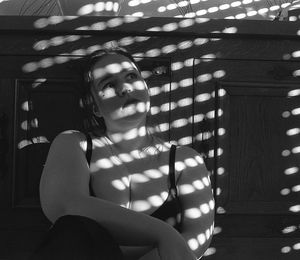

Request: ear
left=93, top=105, right=102, bottom=117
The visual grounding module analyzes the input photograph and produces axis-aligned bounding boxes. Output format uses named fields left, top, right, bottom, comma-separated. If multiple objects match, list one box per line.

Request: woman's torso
left=84, top=133, right=179, bottom=216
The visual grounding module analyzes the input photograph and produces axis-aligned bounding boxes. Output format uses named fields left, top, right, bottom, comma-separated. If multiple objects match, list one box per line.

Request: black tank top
left=84, top=132, right=183, bottom=233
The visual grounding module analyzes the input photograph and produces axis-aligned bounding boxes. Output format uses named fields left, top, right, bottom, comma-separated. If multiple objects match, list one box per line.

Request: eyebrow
left=96, top=68, right=139, bottom=86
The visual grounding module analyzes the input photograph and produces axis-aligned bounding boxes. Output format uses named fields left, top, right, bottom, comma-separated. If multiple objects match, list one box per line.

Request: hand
left=156, top=226, right=197, bottom=260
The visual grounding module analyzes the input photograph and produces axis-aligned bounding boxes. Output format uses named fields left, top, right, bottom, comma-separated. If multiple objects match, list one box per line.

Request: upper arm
left=176, top=146, right=215, bottom=258
left=39, top=130, right=90, bottom=223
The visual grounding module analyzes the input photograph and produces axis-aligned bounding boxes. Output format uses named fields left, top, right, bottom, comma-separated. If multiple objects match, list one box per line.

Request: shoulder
left=50, top=130, right=88, bottom=153
left=175, top=145, right=210, bottom=184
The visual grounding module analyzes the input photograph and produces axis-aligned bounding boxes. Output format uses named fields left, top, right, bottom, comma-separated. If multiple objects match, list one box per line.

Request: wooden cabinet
left=1, top=16, right=300, bottom=259
left=194, top=59, right=300, bottom=259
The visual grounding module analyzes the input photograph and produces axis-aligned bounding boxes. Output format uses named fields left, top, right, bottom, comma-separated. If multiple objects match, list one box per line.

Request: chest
left=89, top=144, right=172, bottom=214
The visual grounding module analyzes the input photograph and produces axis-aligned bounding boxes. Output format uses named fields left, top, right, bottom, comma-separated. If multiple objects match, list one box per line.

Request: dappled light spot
left=156, top=123, right=169, bottom=132
left=188, top=238, right=199, bottom=250
left=145, top=48, right=161, bottom=57
left=161, top=102, right=177, bottom=112
left=293, top=243, right=300, bottom=250
left=131, top=173, right=149, bottom=183
left=144, top=169, right=163, bottom=179
left=220, top=4, right=230, bottom=10
left=179, top=18, right=195, bottom=28
left=280, top=188, right=290, bottom=195
left=150, top=106, right=160, bottom=115
left=21, top=101, right=30, bottom=112
left=34, top=16, right=73, bottom=28
left=118, top=153, right=133, bottom=163
left=217, top=206, right=226, bottom=214
left=95, top=158, right=114, bottom=169
left=292, top=185, right=300, bottom=192
left=208, top=6, right=219, bottom=13
left=162, top=22, right=179, bottom=31
left=292, top=146, right=300, bottom=154
left=286, top=128, right=300, bottom=136
left=132, top=200, right=151, bottom=212
left=149, top=86, right=161, bottom=96
left=203, top=247, right=217, bottom=256
left=197, top=233, right=206, bottom=245
left=292, top=107, right=300, bottom=115
left=284, top=167, right=299, bottom=175
left=288, top=89, right=300, bottom=97
left=213, top=70, right=226, bottom=79
left=196, top=9, right=207, bottom=16
left=217, top=167, right=225, bottom=176
left=178, top=136, right=193, bottom=145
left=289, top=205, right=300, bottom=212
left=293, top=69, right=300, bottom=77
left=231, top=1, right=242, bottom=7
left=209, top=199, right=215, bottom=210
left=130, top=149, right=146, bottom=159
left=185, top=208, right=202, bottom=219
left=22, top=62, right=38, bottom=73
left=207, top=109, right=223, bottom=119
left=216, top=188, right=221, bottom=196
left=194, top=155, right=204, bottom=164
left=177, top=97, right=193, bottom=107
left=179, top=184, right=195, bottom=195
left=257, top=8, right=268, bottom=15
left=193, top=180, right=205, bottom=190
left=213, top=226, right=222, bottom=235
left=179, top=78, right=193, bottom=87
left=282, top=225, right=297, bottom=234
left=192, top=114, right=205, bottom=123
left=282, top=111, right=291, bottom=118
left=118, top=36, right=135, bottom=46
left=281, top=246, right=292, bottom=253
left=200, top=203, right=210, bottom=214
left=195, top=93, right=211, bottom=102
left=109, top=155, right=122, bottom=165
left=184, top=158, right=198, bottom=167
left=21, top=119, right=38, bottom=130
left=18, top=136, right=49, bottom=149
left=111, top=179, right=127, bottom=191
left=178, top=40, right=194, bottom=50
left=171, top=118, right=189, bottom=128
left=175, top=161, right=187, bottom=171
left=147, top=195, right=164, bottom=207
left=162, top=44, right=178, bottom=54
left=159, top=165, right=169, bottom=175
left=172, top=62, right=184, bottom=71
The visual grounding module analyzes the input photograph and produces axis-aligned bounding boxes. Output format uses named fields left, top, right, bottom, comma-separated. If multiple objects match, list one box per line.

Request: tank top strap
left=168, top=144, right=178, bottom=196
left=82, top=132, right=95, bottom=197
left=83, top=132, right=92, bottom=167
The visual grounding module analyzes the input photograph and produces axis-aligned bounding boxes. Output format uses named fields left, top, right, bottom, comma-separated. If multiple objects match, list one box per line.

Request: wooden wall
left=0, top=16, right=300, bottom=259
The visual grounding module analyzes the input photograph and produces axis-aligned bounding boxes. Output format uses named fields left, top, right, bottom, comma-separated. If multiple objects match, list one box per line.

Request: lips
left=123, top=97, right=140, bottom=107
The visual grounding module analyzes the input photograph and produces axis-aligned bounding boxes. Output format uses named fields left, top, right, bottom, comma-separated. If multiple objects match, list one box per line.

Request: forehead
left=91, top=54, right=138, bottom=81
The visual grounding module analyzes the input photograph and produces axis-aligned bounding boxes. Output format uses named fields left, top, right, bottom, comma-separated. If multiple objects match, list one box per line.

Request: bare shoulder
left=175, top=145, right=210, bottom=184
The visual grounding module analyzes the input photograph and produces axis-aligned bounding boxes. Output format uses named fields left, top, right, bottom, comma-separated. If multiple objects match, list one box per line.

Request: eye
left=103, top=82, right=114, bottom=90
left=126, top=73, right=138, bottom=80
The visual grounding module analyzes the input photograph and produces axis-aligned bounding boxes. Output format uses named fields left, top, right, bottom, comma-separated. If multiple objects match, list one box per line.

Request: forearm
left=64, top=195, right=172, bottom=247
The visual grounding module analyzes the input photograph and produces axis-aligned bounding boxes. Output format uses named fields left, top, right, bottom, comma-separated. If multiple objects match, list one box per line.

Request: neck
left=105, top=125, right=154, bottom=155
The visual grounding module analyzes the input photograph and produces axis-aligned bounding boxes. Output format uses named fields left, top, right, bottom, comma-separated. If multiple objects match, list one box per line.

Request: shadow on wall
left=0, top=0, right=300, bottom=20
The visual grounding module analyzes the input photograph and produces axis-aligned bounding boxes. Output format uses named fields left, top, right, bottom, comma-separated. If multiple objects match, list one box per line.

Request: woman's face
left=89, top=53, right=150, bottom=132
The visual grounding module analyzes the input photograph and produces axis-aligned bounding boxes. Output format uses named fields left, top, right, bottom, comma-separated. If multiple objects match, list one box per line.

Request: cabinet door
left=193, top=59, right=300, bottom=260
left=0, top=55, right=171, bottom=259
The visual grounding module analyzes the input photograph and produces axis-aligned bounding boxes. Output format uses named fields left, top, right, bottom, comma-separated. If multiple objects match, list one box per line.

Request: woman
left=30, top=47, right=214, bottom=260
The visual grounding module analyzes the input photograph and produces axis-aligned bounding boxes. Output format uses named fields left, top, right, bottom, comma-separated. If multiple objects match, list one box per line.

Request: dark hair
left=80, top=47, right=141, bottom=136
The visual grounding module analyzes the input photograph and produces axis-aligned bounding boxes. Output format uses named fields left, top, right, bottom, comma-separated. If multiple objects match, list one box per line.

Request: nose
left=116, top=82, right=133, bottom=97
